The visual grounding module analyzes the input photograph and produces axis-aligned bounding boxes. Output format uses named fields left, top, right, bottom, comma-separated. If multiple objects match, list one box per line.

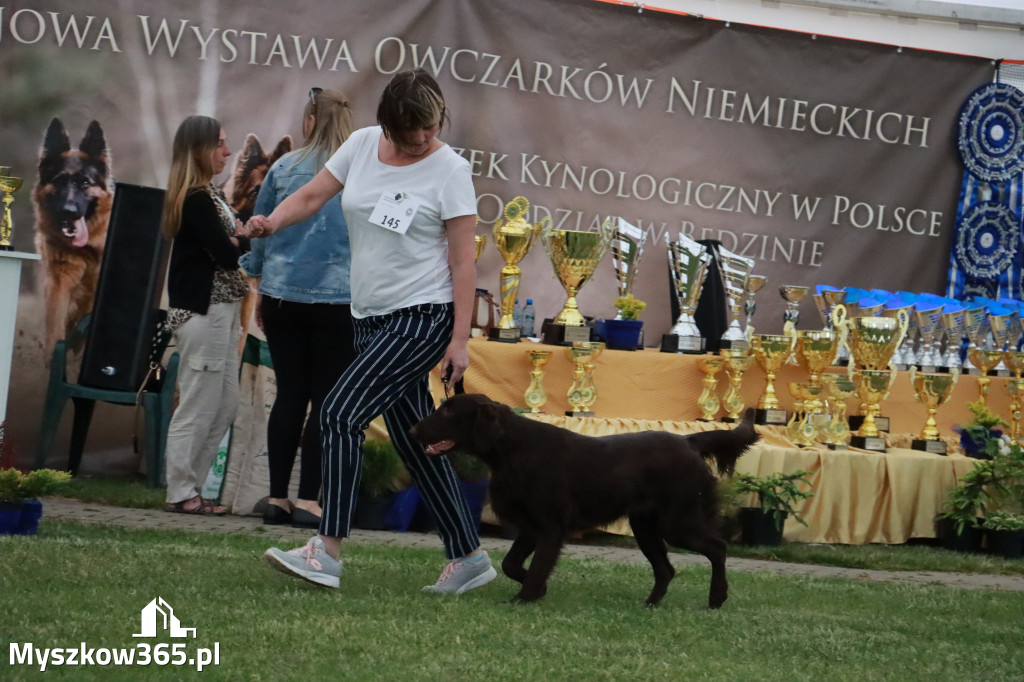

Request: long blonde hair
left=292, top=88, right=354, bottom=166
left=162, top=115, right=221, bottom=239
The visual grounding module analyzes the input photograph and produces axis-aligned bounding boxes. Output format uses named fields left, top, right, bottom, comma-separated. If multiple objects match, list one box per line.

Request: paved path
left=42, top=498, right=1024, bottom=593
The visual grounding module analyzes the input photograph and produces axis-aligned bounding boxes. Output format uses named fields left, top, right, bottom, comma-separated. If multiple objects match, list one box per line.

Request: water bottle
left=512, top=298, right=523, bottom=332
left=522, top=299, right=536, bottom=337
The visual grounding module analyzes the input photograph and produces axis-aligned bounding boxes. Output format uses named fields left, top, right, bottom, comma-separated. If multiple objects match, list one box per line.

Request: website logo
left=134, top=597, right=196, bottom=638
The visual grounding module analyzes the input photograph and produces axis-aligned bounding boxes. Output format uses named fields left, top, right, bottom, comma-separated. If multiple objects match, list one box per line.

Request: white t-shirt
left=325, top=126, right=477, bottom=318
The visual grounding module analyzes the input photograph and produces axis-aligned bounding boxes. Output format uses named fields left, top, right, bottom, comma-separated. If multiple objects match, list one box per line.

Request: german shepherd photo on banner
left=32, top=117, right=114, bottom=357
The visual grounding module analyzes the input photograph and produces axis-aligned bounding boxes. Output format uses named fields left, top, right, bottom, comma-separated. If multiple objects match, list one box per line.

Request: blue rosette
left=957, top=83, right=1024, bottom=182
left=953, top=201, right=1020, bottom=280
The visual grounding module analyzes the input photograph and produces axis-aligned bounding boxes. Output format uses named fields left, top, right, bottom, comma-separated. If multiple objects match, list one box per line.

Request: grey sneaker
left=264, top=536, right=342, bottom=588
left=423, top=551, right=498, bottom=595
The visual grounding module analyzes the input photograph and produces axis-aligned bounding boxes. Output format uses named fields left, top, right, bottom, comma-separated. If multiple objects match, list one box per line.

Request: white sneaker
left=423, top=551, right=497, bottom=595
left=264, top=536, right=342, bottom=588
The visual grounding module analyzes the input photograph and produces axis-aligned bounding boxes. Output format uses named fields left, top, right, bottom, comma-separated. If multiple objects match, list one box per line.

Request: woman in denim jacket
left=240, top=87, right=356, bottom=529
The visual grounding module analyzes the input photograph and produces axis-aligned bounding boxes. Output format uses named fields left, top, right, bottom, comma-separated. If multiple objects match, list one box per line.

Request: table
left=430, top=337, right=1006, bottom=544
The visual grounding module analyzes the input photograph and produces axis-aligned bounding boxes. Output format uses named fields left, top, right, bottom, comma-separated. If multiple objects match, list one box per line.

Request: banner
left=0, top=0, right=993, bottom=462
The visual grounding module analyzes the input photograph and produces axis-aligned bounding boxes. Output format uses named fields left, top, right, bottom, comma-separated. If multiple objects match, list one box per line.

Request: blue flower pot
left=598, top=319, right=644, bottom=351
left=15, top=499, right=43, bottom=535
left=959, top=429, right=1000, bottom=459
left=0, top=502, right=23, bottom=535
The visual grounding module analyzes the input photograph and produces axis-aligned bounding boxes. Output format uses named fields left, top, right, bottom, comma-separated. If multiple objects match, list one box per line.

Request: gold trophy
left=795, top=305, right=847, bottom=399
left=720, top=347, right=754, bottom=422
left=908, top=366, right=958, bottom=454
left=838, top=310, right=909, bottom=451
left=967, top=346, right=1004, bottom=405
left=1007, top=379, right=1024, bottom=445
left=540, top=218, right=614, bottom=346
left=474, top=234, right=486, bottom=263
left=0, top=171, right=23, bottom=251
left=695, top=354, right=725, bottom=421
left=749, top=326, right=797, bottom=425
left=524, top=350, right=551, bottom=414
left=717, top=246, right=754, bottom=351
left=821, top=374, right=857, bottom=449
left=490, top=197, right=542, bottom=342
left=661, top=234, right=712, bottom=353
left=786, top=382, right=823, bottom=447
left=962, top=305, right=990, bottom=374
left=565, top=341, right=603, bottom=417
left=780, top=285, right=810, bottom=328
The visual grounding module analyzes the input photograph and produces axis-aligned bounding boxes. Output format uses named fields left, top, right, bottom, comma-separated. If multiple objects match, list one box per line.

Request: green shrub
left=360, top=439, right=406, bottom=498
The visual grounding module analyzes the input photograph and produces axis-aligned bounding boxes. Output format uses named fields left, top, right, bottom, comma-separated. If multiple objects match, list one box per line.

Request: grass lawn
left=2, top=521, right=1024, bottom=682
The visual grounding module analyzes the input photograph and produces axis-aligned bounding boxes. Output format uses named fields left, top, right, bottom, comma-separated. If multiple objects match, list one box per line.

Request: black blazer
left=167, top=188, right=250, bottom=314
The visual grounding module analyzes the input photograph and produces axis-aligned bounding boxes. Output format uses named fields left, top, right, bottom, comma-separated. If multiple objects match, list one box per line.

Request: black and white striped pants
left=318, top=302, right=480, bottom=559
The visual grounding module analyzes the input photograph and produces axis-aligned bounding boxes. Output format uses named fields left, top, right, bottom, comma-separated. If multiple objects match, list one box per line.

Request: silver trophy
left=914, top=303, right=944, bottom=372
left=716, top=246, right=754, bottom=351
left=940, top=306, right=967, bottom=372
left=610, top=218, right=648, bottom=312
left=662, top=234, right=712, bottom=353
left=780, top=285, right=810, bottom=328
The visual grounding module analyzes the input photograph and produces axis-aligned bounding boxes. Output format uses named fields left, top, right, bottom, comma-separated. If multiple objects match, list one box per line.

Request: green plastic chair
left=33, top=313, right=179, bottom=487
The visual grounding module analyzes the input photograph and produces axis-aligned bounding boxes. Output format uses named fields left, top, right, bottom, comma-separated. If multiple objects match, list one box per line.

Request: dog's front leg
left=514, top=532, right=563, bottom=602
left=501, top=533, right=536, bottom=584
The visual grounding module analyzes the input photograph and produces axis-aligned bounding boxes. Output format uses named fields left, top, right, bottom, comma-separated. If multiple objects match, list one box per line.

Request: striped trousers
left=318, top=302, right=480, bottom=559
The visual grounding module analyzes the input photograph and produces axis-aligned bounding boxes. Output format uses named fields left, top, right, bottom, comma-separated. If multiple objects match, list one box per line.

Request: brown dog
left=410, top=393, right=759, bottom=608
left=32, top=118, right=113, bottom=356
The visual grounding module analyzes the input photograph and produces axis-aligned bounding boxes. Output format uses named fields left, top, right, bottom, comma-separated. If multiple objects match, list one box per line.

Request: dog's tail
left=687, top=407, right=759, bottom=477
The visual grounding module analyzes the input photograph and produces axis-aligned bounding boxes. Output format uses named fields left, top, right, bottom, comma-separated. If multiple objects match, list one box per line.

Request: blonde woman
left=162, top=115, right=249, bottom=515
left=240, top=88, right=357, bottom=529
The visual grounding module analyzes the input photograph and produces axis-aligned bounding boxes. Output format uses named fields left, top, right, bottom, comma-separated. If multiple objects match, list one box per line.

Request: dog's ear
left=78, top=121, right=107, bottom=161
left=269, top=135, right=293, bottom=163
left=236, top=134, right=266, bottom=175
left=39, top=118, right=71, bottom=183
left=471, top=400, right=504, bottom=455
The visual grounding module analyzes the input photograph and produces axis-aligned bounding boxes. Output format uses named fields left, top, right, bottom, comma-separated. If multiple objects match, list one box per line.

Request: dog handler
left=244, top=69, right=496, bottom=593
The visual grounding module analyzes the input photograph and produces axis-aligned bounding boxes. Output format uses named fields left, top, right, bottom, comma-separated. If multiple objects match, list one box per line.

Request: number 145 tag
left=368, top=191, right=419, bottom=235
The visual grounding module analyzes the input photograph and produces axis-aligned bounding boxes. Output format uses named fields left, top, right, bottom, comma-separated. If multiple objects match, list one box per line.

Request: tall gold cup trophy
left=565, top=341, right=604, bottom=417
left=749, top=325, right=797, bottom=425
left=695, top=355, right=725, bottom=421
left=661, top=234, right=712, bottom=353
left=908, top=366, right=958, bottom=454
left=720, top=347, right=754, bottom=422
left=523, top=350, right=552, bottom=414
left=489, top=197, right=542, bottom=342
left=838, top=311, right=909, bottom=451
left=0, top=171, right=24, bottom=251
left=540, top=218, right=614, bottom=346
left=821, top=374, right=857, bottom=449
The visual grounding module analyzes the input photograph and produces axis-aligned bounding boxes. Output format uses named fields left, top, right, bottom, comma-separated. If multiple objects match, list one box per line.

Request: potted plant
left=733, top=469, right=814, bottom=546
left=0, top=467, right=72, bottom=535
left=355, top=439, right=406, bottom=530
left=598, top=294, right=646, bottom=350
left=717, top=476, right=743, bottom=543
left=955, top=401, right=1009, bottom=459
left=982, top=510, right=1024, bottom=559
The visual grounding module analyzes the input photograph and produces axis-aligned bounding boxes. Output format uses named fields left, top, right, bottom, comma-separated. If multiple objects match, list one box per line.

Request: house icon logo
left=133, top=597, right=196, bottom=639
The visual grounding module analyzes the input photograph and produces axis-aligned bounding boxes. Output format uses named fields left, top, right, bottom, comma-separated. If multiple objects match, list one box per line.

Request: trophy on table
left=695, top=354, right=725, bottom=422
left=0, top=169, right=23, bottom=251
left=780, top=285, right=809, bottom=329
left=838, top=311, right=909, bottom=451
left=749, top=325, right=797, bottom=425
left=908, top=366, right=959, bottom=454
left=720, top=347, right=754, bottom=422
left=744, top=275, right=767, bottom=337
left=717, top=246, right=754, bottom=351
left=523, top=350, right=552, bottom=414
left=939, top=306, right=967, bottom=372
left=540, top=218, right=614, bottom=346
left=821, top=374, right=857, bottom=449
left=989, top=308, right=1019, bottom=376
left=661, top=235, right=712, bottom=354
left=1007, top=379, right=1024, bottom=445
left=913, top=303, right=944, bottom=372
left=885, top=301, right=916, bottom=371
left=786, top=382, right=824, bottom=447
left=610, top=218, right=648, bottom=316
left=565, top=341, right=604, bottom=417
left=814, top=286, right=848, bottom=364
left=489, top=197, right=542, bottom=343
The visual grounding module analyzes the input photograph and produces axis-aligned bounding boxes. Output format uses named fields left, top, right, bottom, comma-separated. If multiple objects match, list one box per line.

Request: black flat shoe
left=263, top=504, right=292, bottom=525
left=291, top=507, right=322, bottom=529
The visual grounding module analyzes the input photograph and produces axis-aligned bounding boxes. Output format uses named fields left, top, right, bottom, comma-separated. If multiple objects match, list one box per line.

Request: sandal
left=164, top=496, right=227, bottom=516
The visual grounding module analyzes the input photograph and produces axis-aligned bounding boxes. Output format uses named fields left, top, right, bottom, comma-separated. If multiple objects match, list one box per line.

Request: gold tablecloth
left=426, top=337, right=1009, bottom=545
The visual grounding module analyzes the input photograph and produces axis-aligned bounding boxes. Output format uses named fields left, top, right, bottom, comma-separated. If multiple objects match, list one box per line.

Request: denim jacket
left=239, top=148, right=351, bottom=303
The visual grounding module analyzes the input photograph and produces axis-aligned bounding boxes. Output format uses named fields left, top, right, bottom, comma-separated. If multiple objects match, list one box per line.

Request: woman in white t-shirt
left=245, top=70, right=496, bottom=594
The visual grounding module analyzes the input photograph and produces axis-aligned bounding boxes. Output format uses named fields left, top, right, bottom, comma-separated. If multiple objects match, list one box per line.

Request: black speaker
left=79, top=183, right=170, bottom=391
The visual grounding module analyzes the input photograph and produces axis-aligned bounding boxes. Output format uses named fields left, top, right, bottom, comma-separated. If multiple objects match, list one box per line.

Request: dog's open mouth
left=423, top=440, right=455, bottom=456
left=62, top=217, right=90, bottom=247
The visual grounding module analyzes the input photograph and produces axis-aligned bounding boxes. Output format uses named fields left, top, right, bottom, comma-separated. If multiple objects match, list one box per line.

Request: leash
left=441, top=366, right=465, bottom=399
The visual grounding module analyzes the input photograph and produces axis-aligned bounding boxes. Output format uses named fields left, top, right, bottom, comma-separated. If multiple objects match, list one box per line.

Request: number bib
left=368, top=191, right=419, bottom=235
